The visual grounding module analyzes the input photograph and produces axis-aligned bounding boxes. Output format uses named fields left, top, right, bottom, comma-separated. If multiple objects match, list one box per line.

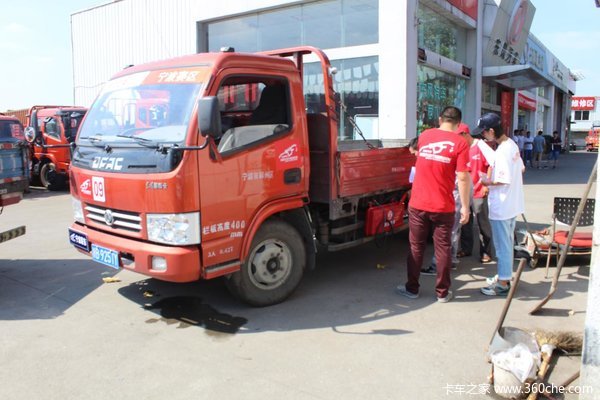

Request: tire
left=40, top=162, right=66, bottom=191
left=225, top=220, right=306, bottom=307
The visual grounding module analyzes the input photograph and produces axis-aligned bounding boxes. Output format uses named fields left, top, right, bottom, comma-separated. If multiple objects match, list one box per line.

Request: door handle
left=283, top=168, right=301, bottom=184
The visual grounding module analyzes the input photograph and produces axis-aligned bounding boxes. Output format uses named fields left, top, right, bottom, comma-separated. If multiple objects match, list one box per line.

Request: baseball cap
left=472, top=113, right=501, bottom=135
left=456, top=122, right=470, bottom=135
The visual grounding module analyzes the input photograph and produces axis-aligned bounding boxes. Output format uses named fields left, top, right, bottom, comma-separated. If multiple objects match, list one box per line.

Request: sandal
left=456, top=250, right=470, bottom=258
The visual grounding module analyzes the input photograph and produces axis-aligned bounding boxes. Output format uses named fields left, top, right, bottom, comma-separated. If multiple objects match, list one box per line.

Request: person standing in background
left=522, top=130, right=534, bottom=168
left=533, top=130, right=546, bottom=169
left=549, top=130, right=562, bottom=169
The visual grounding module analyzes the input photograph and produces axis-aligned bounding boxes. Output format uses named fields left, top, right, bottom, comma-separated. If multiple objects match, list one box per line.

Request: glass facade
left=207, top=0, right=378, bottom=52
left=417, top=4, right=468, bottom=64
left=304, top=56, right=379, bottom=140
left=417, top=65, right=466, bottom=133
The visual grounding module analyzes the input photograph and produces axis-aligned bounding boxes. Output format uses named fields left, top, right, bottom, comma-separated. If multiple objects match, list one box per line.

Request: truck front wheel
left=40, top=162, right=66, bottom=191
left=226, top=220, right=306, bottom=307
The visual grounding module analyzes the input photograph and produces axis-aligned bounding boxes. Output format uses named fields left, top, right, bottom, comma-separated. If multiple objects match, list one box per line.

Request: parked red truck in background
left=0, top=114, right=28, bottom=243
left=585, top=127, right=599, bottom=152
left=65, top=47, right=415, bottom=306
left=25, top=105, right=87, bottom=190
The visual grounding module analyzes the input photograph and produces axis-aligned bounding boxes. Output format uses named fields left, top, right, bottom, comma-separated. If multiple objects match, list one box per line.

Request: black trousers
left=460, top=197, right=495, bottom=258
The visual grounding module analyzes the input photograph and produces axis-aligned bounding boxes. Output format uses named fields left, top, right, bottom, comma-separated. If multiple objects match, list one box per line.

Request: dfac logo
left=420, top=141, right=455, bottom=155
left=80, top=178, right=92, bottom=195
left=92, top=156, right=124, bottom=171
left=278, top=144, right=299, bottom=163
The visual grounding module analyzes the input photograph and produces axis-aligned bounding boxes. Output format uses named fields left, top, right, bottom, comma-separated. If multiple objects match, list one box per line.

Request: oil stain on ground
left=144, top=296, right=248, bottom=335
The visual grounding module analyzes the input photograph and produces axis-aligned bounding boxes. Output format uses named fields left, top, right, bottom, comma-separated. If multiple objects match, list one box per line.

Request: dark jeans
left=460, top=197, right=495, bottom=259
left=524, top=149, right=533, bottom=166
left=406, top=206, right=454, bottom=298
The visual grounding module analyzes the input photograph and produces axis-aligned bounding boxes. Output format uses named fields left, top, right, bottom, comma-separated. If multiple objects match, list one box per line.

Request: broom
left=526, top=330, right=583, bottom=400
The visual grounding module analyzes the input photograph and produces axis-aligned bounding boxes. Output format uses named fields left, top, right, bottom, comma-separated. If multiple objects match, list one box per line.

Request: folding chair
left=545, top=197, right=595, bottom=277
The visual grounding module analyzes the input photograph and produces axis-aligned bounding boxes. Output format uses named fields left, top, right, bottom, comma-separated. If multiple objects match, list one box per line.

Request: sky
left=0, top=0, right=599, bottom=112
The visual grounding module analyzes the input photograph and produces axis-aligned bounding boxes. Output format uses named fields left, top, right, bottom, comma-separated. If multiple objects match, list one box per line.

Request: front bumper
left=70, top=223, right=201, bottom=282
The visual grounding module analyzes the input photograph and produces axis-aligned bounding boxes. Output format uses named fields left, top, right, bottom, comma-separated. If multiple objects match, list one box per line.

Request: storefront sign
left=485, top=0, right=535, bottom=67
left=524, top=36, right=546, bottom=74
left=518, top=93, right=536, bottom=111
left=546, top=54, right=569, bottom=92
left=447, top=0, right=478, bottom=20
left=571, top=97, right=596, bottom=110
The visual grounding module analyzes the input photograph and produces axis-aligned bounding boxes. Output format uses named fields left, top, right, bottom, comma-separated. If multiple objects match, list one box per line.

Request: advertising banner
left=447, top=0, right=478, bottom=20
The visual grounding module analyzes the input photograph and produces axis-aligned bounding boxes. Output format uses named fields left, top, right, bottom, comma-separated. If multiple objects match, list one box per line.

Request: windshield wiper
left=79, top=134, right=105, bottom=147
left=116, top=134, right=161, bottom=149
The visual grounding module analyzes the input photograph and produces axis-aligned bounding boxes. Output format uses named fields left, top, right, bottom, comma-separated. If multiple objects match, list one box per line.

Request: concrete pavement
left=0, top=151, right=596, bottom=399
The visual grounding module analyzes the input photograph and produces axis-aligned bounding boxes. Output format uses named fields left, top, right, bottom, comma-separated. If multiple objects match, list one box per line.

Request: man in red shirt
left=460, top=132, right=495, bottom=263
left=397, top=106, right=470, bottom=303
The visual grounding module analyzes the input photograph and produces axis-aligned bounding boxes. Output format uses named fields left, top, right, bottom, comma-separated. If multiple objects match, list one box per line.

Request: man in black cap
left=472, top=113, right=525, bottom=296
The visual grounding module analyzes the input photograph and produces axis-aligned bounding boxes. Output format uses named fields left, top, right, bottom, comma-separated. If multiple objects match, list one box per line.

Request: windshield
left=78, top=67, right=207, bottom=145
left=0, top=120, right=24, bottom=141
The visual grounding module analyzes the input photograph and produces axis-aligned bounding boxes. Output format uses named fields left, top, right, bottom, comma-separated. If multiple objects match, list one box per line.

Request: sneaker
left=481, top=255, right=493, bottom=264
left=396, top=285, right=419, bottom=299
left=437, top=290, right=453, bottom=303
left=480, top=282, right=510, bottom=296
left=421, top=265, right=437, bottom=275
left=451, top=263, right=458, bottom=271
left=485, top=274, right=499, bottom=285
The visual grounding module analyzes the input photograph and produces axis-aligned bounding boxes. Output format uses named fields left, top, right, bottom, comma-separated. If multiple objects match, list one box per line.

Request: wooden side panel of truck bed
left=337, top=147, right=414, bottom=198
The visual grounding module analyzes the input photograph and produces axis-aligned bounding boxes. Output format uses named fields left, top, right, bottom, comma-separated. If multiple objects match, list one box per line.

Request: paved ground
left=0, top=151, right=596, bottom=400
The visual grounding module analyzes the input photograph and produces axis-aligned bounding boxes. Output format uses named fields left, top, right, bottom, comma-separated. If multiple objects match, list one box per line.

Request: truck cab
left=585, top=127, right=599, bottom=152
left=0, top=114, right=28, bottom=243
left=68, top=47, right=414, bottom=306
left=25, top=105, right=87, bottom=190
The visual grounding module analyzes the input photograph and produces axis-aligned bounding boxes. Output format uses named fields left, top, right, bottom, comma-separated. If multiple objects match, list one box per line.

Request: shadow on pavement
left=0, top=258, right=117, bottom=320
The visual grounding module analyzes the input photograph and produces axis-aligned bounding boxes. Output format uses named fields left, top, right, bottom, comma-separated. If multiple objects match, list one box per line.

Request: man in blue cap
left=472, top=113, right=525, bottom=296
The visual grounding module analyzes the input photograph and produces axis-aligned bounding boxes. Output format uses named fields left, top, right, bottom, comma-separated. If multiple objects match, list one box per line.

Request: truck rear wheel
left=40, top=162, right=66, bottom=191
left=226, top=220, right=306, bottom=307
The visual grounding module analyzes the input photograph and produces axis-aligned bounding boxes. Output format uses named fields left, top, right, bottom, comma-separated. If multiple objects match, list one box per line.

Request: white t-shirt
left=488, top=138, right=525, bottom=220
left=523, top=135, right=534, bottom=150
left=514, top=135, right=524, bottom=150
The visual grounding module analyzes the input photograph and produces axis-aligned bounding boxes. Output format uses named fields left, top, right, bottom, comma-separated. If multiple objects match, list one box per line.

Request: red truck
left=67, top=46, right=414, bottom=306
left=25, top=105, right=87, bottom=190
left=0, top=114, right=28, bottom=243
left=585, top=127, right=599, bottom=152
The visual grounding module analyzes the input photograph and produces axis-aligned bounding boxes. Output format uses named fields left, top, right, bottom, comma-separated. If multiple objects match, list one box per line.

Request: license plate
left=68, top=229, right=90, bottom=251
left=91, top=244, right=120, bottom=270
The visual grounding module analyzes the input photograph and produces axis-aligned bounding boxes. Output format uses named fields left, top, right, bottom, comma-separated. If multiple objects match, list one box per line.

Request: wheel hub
left=249, top=240, right=291, bottom=289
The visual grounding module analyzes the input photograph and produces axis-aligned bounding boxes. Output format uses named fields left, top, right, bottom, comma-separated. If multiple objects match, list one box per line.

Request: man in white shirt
left=472, top=113, right=525, bottom=296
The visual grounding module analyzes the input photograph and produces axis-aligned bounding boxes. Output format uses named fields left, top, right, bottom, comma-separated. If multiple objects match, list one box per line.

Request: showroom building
left=71, top=0, right=576, bottom=141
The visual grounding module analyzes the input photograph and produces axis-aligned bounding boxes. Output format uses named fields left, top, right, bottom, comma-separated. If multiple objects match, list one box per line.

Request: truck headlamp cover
left=146, top=212, right=200, bottom=245
left=72, top=197, right=84, bottom=223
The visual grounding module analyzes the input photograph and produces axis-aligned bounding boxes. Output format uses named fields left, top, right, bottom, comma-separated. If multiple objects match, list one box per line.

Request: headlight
left=72, top=197, right=84, bottom=223
left=147, top=212, right=200, bottom=245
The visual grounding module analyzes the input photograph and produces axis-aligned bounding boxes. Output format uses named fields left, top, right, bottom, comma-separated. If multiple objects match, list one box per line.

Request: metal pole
left=580, top=152, right=600, bottom=398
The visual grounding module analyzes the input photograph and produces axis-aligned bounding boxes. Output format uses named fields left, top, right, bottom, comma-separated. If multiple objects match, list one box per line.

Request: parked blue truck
left=0, top=114, right=28, bottom=243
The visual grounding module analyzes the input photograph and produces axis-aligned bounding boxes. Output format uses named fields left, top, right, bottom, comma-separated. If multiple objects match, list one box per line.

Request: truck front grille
left=84, top=204, right=142, bottom=232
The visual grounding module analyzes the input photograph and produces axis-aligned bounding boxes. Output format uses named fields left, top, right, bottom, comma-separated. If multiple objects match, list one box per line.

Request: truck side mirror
left=198, top=96, right=222, bottom=139
left=24, top=126, right=38, bottom=143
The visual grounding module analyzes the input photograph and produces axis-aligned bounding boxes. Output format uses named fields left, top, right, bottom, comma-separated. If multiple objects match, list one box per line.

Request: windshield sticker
left=275, top=140, right=302, bottom=169
left=202, top=220, right=246, bottom=237
left=103, top=71, right=150, bottom=94
left=242, top=170, right=274, bottom=181
left=144, top=67, right=210, bottom=85
left=80, top=178, right=92, bottom=196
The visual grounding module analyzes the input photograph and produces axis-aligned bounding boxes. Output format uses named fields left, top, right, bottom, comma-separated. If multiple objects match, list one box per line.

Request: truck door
left=198, top=72, right=307, bottom=267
